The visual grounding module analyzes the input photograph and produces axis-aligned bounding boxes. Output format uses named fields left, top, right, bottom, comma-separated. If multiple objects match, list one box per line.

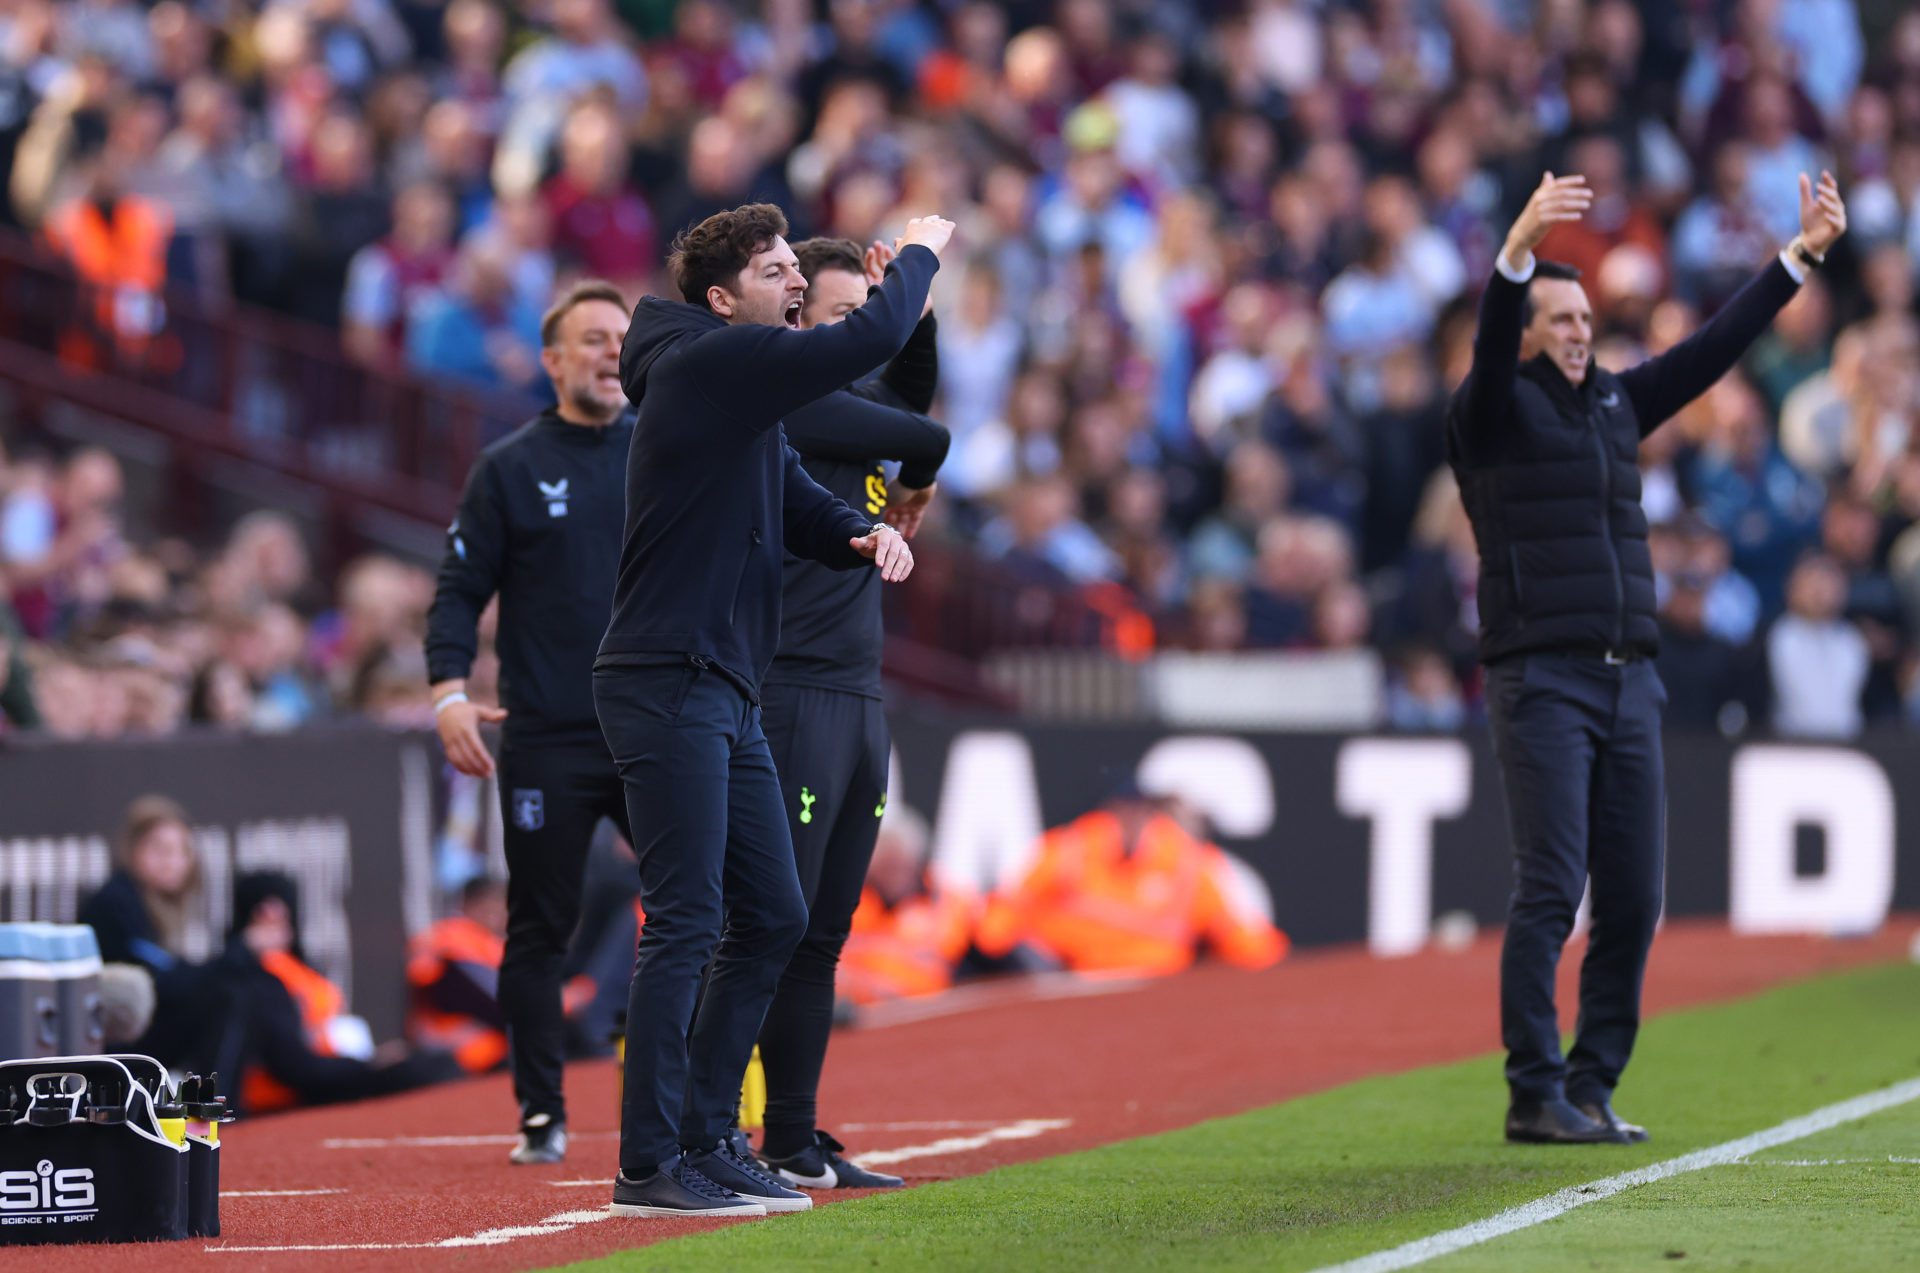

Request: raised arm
left=784, top=388, right=951, bottom=490
left=687, top=221, right=953, bottom=428
left=1453, top=173, right=1592, bottom=443
left=856, top=238, right=941, bottom=415
left=874, top=312, right=940, bottom=413
left=1618, top=171, right=1847, bottom=435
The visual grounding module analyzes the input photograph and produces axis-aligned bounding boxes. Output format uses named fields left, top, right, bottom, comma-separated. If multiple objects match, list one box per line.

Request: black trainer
left=1506, top=1097, right=1632, bottom=1145
left=685, top=1137, right=813, bottom=1212
left=509, top=1114, right=568, bottom=1165
left=1577, top=1101, right=1651, bottom=1143
left=761, top=1130, right=905, bottom=1189
left=610, top=1155, right=767, bottom=1217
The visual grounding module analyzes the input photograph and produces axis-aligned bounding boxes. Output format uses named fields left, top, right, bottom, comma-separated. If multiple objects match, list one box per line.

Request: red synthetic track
left=15, top=917, right=1917, bottom=1272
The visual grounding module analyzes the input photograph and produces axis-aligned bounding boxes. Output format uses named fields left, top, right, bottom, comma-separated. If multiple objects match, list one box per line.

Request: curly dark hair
left=792, top=236, right=866, bottom=283
left=668, top=203, right=790, bottom=309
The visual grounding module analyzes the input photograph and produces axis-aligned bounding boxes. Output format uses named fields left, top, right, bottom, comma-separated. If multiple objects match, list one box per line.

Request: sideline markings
left=840, top=1120, right=1011, bottom=1132
left=209, top=1208, right=612, bottom=1253
left=222, top=1189, right=348, bottom=1197
left=1309, top=1076, right=1920, bottom=1273
left=855, top=973, right=1146, bottom=1030
left=1735, top=1155, right=1920, bottom=1166
left=857, top=1117, right=1072, bottom=1167
left=549, top=1118, right=1077, bottom=1186
left=324, top=1131, right=617, bottom=1149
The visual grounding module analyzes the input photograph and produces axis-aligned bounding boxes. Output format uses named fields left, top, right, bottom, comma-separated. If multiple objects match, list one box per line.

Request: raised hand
left=850, top=523, right=915, bottom=582
left=898, top=215, right=957, bottom=258
left=863, top=239, right=896, bottom=287
left=1797, top=170, right=1847, bottom=257
left=1501, top=172, right=1592, bottom=270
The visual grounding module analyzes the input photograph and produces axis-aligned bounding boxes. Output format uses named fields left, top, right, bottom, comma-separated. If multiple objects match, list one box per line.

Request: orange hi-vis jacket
left=975, top=811, right=1288, bottom=976
left=838, top=885, right=977, bottom=1004
left=405, top=916, right=509, bottom=1075
left=43, top=195, right=172, bottom=359
left=240, top=949, right=345, bottom=1114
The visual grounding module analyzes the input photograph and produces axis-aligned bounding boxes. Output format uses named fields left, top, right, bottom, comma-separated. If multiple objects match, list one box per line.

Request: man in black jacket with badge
left=424, top=279, right=634, bottom=1166
left=594, top=203, right=951, bottom=1219
left=1450, top=169, right=1847, bottom=1146
left=747, top=236, right=949, bottom=1191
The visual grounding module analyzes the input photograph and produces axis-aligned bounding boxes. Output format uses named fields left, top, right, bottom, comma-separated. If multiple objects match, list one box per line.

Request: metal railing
left=0, top=231, right=536, bottom=549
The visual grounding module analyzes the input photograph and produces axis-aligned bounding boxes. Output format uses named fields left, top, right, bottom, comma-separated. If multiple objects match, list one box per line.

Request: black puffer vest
left=1448, top=355, right=1657, bottom=664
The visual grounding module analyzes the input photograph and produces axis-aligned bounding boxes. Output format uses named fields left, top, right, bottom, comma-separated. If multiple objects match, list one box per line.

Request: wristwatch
left=871, top=522, right=893, bottom=537
left=1789, top=237, right=1825, bottom=271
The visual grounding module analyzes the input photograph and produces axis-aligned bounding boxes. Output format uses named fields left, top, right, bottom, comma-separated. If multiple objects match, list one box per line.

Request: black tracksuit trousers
left=755, top=683, right=890, bottom=1155
left=1485, top=651, right=1667, bottom=1107
left=496, top=738, right=630, bottom=1124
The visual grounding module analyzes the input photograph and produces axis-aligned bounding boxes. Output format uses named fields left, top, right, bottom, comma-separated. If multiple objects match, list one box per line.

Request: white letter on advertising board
left=1729, top=746, right=1894, bottom=935
left=1337, top=739, right=1472, bottom=956
left=929, top=732, right=1046, bottom=895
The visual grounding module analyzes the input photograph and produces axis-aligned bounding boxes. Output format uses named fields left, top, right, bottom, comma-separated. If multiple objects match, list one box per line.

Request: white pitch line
left=221, top=1189, right=348, bottom=1197
left=839, top=1120, right=1009, bottom=1132
left=544, top=1118, right=1076, bottom=1186
left=210, top=1207, right=612, bottom=1253
left=854, top=1118, right=1072, bottom=1167
left=1309, top=1075, right=1920, bottom=1273
left=323, top=1132, right=616, bottom=1149
left=1735, top=1156, right=1920, bottom=1166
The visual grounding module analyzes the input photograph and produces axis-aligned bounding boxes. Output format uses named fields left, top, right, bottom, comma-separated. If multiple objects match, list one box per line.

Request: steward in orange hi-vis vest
left=976, top=806, right=1288, bottom=976
left=406, top=910, right=510, bottom=1075
left=42, top=182, right=175, bottom=369
left=225, top=871, right=466, bottom=1115
left=239, top=946, right=349, bottom=1114
left=837, top=885, right=977, bottom=1004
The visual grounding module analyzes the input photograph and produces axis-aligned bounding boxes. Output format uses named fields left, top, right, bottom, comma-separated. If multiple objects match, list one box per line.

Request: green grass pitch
left=553, top=960, right=1920, bottom=1273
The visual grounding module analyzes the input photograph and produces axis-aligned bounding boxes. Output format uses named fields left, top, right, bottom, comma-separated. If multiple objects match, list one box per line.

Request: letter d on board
left=1729, top=746, right=1894, bottom=936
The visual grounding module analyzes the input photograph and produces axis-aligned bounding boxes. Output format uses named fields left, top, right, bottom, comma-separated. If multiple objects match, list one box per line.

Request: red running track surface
left=15, top=918, right=1916, bottom=1273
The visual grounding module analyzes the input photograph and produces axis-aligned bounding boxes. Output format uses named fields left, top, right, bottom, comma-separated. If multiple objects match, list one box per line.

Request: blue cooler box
left=0, top=926, right=103, bottom=1061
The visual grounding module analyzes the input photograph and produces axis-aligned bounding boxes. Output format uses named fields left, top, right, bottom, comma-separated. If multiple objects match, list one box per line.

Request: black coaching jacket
left=425, top=407, right=634, bottom=744
left=1445, top=255, right=1802, bottom=665
left=771, top=311, right=949, bottom=700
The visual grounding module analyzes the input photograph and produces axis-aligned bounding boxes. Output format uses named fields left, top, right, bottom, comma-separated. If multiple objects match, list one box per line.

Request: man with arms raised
left=594, top=203, right=952, bottom=1217
left=1451, top=170, right=1846, bottom=1144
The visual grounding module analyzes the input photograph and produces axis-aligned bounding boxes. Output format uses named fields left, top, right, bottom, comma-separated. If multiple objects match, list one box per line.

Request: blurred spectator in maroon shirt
left=435, top=0, right=507, bottom=142
left=655, top=0, right=746, bottom=111
left=541, top=98, right=654, bottom=291
left=342, top=180, right=455, bottom=370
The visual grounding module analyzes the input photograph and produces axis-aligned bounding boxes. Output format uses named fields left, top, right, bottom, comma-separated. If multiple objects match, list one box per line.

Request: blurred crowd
left=0, top=440, right=481, bottom=735
left=3, top=0, right=1920, bottom=737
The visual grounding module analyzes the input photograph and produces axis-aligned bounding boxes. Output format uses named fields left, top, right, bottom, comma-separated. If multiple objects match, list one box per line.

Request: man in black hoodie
left=594, top=202, right=951, bottom=1218
left=424, top=279, right=634, bottom=1166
